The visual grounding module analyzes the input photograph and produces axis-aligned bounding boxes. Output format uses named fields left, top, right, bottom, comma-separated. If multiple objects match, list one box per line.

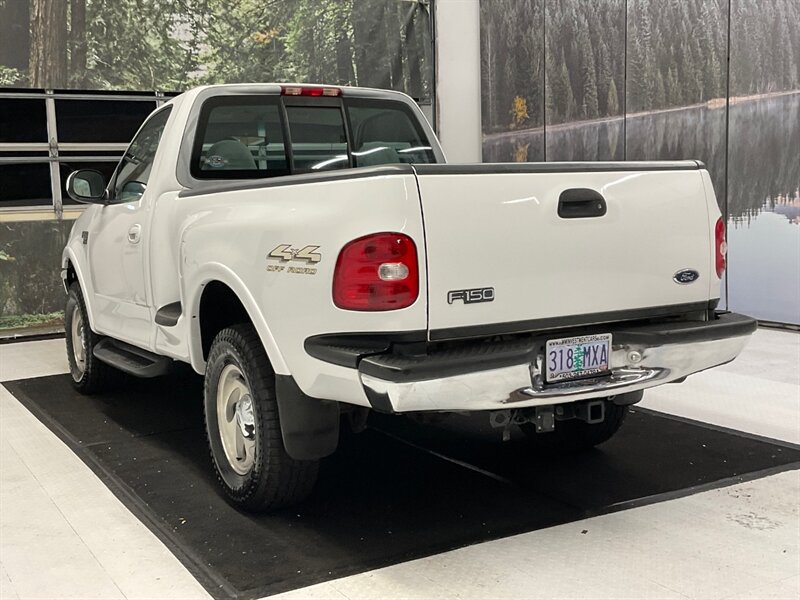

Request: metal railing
left=0, top=89, right=170, bottom=219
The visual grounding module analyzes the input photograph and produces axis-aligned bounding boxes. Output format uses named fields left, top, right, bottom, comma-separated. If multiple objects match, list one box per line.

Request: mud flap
left=275, top=375, right=340, bottom=461
left=611, top=390, right=644, bottom=406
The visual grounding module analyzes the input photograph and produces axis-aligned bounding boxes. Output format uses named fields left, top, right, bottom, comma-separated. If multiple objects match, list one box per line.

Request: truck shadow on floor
left=5, top=372, right=800, bottom=600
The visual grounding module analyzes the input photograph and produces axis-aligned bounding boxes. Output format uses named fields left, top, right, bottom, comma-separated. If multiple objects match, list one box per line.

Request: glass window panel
left=192, top=97, right=288, bottom=179
left=0, top=99, right=48, bottom=142
left=55, top=99, right=157, bottom=143
left=0, top=151, right=49, bottom=158
left=0, top=163, right=52, bottom=207
left=58, top=150, right=123, bottom=158
left=111, top=107, right=171, bottom=202
left=0, top=218, right=74, bottom=333
left=286, top=106, right=349, bottom=173
left=347, top=99, right=436, bottom=167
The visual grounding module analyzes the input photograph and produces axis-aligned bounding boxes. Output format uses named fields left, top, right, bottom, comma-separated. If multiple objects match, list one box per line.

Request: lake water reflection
left=725, top=202, right=800, bottom=325
left=482, top=92, right=800, bottom=324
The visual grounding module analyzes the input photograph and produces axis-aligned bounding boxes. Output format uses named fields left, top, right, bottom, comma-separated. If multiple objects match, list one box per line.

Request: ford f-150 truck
left=62, top=83, right=756, bottom=511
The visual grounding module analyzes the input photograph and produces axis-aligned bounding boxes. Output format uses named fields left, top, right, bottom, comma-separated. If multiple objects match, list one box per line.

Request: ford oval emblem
left=673, top=269, right=700, bottom=284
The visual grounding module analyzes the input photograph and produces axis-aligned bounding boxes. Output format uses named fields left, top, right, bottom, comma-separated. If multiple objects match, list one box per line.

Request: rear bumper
left=352, top=312, right=756, bottom=413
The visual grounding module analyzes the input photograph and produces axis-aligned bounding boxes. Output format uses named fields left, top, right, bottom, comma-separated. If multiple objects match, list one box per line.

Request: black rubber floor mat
left=5, top=373, right=800, bottom=600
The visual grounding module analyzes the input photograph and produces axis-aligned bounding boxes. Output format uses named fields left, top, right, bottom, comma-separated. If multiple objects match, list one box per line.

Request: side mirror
left=66, top=169, right=107, bottom=204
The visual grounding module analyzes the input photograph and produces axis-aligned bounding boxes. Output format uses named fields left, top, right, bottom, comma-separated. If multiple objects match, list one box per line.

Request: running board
left=93, top=339, right=172, bottom=378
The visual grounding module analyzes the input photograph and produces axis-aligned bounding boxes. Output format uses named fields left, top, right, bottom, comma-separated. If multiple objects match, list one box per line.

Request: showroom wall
left=1, top=0, right=798, bottom=332
left=480, top=0, right=800, bottom=325
left=0, top=0, right=433, bottom=333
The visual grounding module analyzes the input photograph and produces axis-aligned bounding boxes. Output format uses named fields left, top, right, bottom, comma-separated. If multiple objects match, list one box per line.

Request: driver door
left=88, top=106, right=171, bottom=347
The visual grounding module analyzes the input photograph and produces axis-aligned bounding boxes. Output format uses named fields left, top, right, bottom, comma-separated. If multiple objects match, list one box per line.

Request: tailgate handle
left=558, top=188, right=607, bottom=219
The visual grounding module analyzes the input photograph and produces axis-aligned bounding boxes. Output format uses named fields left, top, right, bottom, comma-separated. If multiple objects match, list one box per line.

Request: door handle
left=127, top=224, right=142, bottom=244
left=558, top=188, right=607, bottom=219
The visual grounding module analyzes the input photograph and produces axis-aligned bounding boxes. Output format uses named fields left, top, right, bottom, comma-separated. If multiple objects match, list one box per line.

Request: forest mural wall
left=0, top=0, right=433, bottom=100
left=481, top=0, right=800, bottom=325
left=0, top=0, right=432, bottom=333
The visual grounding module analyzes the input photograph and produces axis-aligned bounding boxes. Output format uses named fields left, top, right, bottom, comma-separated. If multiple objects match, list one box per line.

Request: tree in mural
left=480, top=0, right=545, bottom=134
left=0, top=0, right=433, bottom=328
left=29, top=0, right=68, bottom=87
left=546, top=0, right=626, bottom=126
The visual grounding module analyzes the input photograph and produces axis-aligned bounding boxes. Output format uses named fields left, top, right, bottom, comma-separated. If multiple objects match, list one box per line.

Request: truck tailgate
left=414, top=163, right=716, bottom=339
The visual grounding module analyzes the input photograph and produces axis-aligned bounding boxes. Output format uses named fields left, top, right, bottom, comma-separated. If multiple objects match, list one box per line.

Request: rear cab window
left=191, top=96, right=288, bottom=179
left=190, top=92, right=436, bottom=180
left=347, top=99, right=435, bottom=167
left=284, top=103, right=350, bottom=172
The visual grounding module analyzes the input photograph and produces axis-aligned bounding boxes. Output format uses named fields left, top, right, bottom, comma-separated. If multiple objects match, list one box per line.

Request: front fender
left=61, top=244, right=96, bottom=331
left=183, top=262, right=289, bottom=375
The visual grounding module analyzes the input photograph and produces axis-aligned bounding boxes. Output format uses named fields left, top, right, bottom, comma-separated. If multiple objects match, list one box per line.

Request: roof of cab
left=166, top=83, right=415, bottom=105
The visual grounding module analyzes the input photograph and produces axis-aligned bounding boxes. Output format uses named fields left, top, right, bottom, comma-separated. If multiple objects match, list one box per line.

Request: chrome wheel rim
left=216, top=364, right=256, bottom=475
left=70, top=304, right=86, bottom=381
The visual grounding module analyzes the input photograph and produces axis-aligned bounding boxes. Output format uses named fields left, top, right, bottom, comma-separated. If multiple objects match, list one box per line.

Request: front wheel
left=520, top=400, right=628, bottom=452
left=65, top=282, right=114, bottom=394
left=203, top=323, right=318, bottom=512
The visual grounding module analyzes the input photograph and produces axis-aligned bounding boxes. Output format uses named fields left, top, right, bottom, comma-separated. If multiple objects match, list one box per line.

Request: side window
left=112, top=107, right=171, bottom=202
left=346, top=100, right=436, bottom=167
left=285, top=106, right=349, bottom=172
left=192, top=97, right=288, bottom=179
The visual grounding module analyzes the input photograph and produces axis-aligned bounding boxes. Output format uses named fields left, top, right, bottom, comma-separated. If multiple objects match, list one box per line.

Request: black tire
left=203, top=323, right=318, bottom=512
left=65, top=282, right=114, bottom=394
left=520, top=401, right=628, bottom=453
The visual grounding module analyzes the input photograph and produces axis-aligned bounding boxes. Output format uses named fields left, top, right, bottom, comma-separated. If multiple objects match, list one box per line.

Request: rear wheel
left=65, top=282, right=114, bottom=394
left=204, top=323, right=318, bottom=511
left=520, top=400, right=628, bottom=452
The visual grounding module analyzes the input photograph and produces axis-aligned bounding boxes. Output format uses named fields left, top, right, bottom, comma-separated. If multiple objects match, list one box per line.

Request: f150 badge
left=267, top=244, right=321, bottom=275
left=447, top=287, right=495, bottom=304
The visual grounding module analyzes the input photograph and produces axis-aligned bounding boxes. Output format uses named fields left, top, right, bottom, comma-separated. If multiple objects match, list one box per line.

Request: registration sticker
left=545, top=333, right=612, bottom=383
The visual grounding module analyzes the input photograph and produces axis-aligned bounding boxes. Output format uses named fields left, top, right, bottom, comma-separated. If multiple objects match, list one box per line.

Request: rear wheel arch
left=193, top=279, right=287, bottom=375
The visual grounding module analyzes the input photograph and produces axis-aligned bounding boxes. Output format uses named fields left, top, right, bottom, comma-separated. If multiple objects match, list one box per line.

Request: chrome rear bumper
left=358, top=312, right=756, bottom=413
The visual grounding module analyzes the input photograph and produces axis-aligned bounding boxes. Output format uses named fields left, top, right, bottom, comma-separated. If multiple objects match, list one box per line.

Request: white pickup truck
left=62, top=83, right=756, bottom=511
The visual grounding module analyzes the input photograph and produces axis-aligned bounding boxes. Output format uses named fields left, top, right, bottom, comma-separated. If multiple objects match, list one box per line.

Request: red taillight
left=333, top=233, right=419, bottom=311
left=281, top=85, right=341, bottom=97
left=715, top=217, right=727, bottom=278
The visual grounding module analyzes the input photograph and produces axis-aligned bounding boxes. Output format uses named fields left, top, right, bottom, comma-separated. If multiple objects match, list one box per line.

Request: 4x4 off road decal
left=267, top=244, right=321, bottom=276
left=268, top=244, right=322, bottom=263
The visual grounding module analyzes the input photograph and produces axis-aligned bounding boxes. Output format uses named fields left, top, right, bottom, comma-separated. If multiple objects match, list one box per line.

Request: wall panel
left=725, top=0, right=800, bottom=324
left=545, top=0, right=625, bottom=161
left=480, top=0, right=545, bottom=162
left=624, top=0, right=729, bottom=208
left=479, top=0, right=800, bottom=324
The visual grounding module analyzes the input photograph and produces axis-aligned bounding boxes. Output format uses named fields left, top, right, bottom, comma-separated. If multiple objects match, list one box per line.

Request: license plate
left=545, top=334, right=612, bottom=383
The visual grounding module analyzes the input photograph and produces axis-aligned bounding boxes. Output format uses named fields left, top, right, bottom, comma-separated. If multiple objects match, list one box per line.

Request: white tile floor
left=0, top=329, right=798, bottom=600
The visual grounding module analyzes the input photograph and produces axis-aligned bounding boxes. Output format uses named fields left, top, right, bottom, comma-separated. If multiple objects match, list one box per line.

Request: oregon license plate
left=545, top=333, right=612, bottom=382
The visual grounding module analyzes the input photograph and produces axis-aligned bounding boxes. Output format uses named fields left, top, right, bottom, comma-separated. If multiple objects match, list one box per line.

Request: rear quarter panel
left=179, top=172, right=426, bottom=405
